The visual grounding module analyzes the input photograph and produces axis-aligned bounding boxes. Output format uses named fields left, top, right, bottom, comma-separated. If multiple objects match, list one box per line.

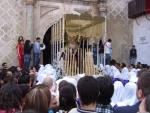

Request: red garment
left=0, top=109, right=16, bottom=113
left=17, top=43, right=24, bottom=69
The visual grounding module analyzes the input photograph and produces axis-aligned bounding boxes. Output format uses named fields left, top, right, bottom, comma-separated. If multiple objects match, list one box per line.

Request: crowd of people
left=96, top=39, right=137, bottom=66
left=0, top=35, right=148, bottom=113
left=16, top=36, right=45, bottom=70
left=0, top=57, right=150, bottom=113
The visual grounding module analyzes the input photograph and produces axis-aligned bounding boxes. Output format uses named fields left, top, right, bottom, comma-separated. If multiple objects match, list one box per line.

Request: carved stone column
left=25, top=0, right=36, bottom=40
left=90, top=3, right=100, bottom=16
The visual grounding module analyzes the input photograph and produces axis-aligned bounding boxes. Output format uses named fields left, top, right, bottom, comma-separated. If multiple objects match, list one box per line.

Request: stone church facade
left=0, top=0, right=133, bottom=66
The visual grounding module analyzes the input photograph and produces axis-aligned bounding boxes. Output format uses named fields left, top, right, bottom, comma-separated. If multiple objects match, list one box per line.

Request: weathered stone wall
left=107, top=0, right=133, bottom=64
left=0, top=0, right=26, bottom=66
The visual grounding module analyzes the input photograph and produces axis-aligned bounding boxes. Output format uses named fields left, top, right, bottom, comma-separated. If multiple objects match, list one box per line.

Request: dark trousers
left=105, top=54, right=111, bottom=65
left=34, top=53, right=40, bottom=66
left=24, top=54, right=31, bottom=70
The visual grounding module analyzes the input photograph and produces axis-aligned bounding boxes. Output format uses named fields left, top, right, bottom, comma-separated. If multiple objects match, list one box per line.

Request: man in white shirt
left=105, top=39, right=112, bottom=65
left=33, top=37, right=41, bottom=66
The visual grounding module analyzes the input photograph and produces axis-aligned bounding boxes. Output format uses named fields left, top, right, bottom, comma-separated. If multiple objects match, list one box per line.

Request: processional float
left=51, top=14, right=105, bottom=76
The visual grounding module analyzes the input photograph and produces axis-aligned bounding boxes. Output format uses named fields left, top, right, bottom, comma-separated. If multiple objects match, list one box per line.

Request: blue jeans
left=24, top=54, right=31, bottom=70
left=130, top=57, right=136, bottom=65
left=34, top=53, right=40, bottom=66
left=105, top=54, right=111, bottom=65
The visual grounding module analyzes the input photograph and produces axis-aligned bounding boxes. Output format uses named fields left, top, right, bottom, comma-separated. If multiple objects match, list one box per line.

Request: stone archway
left=39, top=14, right=63, bottom=39
left=34, top=0, right=101, bottom=65
left=35, top=1, right=94, bottom=40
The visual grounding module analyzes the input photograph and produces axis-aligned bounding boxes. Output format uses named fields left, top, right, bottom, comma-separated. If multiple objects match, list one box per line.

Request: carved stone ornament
left=26, top=0, right=36, bottom=5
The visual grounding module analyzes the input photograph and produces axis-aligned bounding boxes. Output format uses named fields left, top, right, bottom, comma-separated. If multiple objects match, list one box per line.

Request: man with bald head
left=42, top=76, right=53, bottom=89
left=42, top=75, right=57, bottom=108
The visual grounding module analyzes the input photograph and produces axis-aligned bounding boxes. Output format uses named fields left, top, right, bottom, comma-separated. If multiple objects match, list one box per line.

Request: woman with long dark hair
left=24, top=40, right=32, bottom=70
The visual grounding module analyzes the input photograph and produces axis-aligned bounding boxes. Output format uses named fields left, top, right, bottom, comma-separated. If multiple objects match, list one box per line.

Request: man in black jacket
left=130, top=45, right=137, bottom=65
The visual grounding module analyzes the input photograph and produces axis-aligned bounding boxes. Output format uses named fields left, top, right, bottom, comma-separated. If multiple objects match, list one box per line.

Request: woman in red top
left=16, top=36, right=24, bottom=69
